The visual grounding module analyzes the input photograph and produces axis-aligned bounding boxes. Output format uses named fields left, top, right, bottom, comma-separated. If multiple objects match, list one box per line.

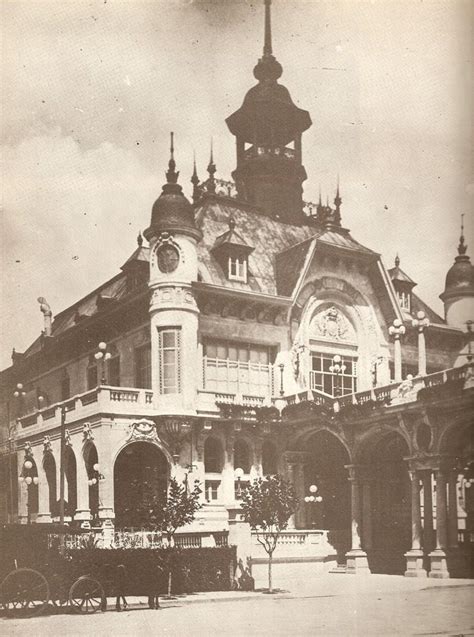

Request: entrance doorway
left=114, top=442, right=168, bottom=528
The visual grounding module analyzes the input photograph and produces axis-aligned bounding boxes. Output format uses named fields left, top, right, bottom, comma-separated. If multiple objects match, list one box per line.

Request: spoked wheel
left=0, top=568, right=50, bottom=617
left=69, top=576, right=104, bottom=614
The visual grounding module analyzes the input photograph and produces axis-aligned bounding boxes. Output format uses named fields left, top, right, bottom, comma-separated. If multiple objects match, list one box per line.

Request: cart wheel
left=0, top=568, right=50, bottom=617
left=69, top=576, right=104, bottom=614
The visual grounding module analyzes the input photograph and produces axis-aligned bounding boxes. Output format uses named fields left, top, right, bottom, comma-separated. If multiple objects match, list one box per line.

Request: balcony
left=15, top=386, right=155, bottom=439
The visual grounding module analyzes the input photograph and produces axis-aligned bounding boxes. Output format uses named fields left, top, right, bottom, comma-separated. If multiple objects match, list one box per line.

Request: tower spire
left=191, top=151, right=201, bottom=204
left=263, top=0, right=272, bottom=57
left=459, top=213, right=467, bottom=255
left=166, top=132, right=179, bottom=184
left=206, top=139, right=216, bottom=194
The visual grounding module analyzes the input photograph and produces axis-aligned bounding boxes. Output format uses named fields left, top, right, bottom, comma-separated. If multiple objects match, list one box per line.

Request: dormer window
left=228, top=255, right=247, bottom=282
left=211, top=218, right=254, bottom=285
left=397, top=290, right=411, bottom=311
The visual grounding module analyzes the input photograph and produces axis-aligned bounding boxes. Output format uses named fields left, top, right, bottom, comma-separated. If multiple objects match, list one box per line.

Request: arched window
left=204, top=437, right=223, bottom=473
left=87, top=355, right=98, bottom=390
left=64, top=447, right=77, bottom=518
left=234, top=439, right=250, bottom=474
left=262, top=441, right=278, bottom=476
left=43, top=453, right=57, bottom=517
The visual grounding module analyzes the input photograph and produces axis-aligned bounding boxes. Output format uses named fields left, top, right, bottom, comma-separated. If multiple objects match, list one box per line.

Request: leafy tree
left=137, top=476, right=203, bottom=596
left=240, top=474, right=298, bottom=593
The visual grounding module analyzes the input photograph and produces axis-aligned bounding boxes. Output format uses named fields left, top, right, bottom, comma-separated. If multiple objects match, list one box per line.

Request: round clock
left=157, top=244, right=180, bottom=273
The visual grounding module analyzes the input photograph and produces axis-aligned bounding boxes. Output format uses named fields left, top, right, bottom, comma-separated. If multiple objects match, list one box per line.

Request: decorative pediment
left=310, top=306, right=356, bottom=342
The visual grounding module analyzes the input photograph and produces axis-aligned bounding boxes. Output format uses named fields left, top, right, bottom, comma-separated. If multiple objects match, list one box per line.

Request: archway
left=367, top=432, right=411, bottom=574
left=114, top=442, right=169, bottom=529
left=43, top=453, right=57, bottom=518
left=304, top=430, right=351, bottom=562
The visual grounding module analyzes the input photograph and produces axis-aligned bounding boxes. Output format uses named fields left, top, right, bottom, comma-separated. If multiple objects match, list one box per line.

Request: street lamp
left=304, top=484, right=322, bottom=529
left=20, top=456, right=39, bottom=525
left=234, top=467, right=244, bottom=499
left=94, top=342, right=112, bottom=384
left=278, top=362, right=285, bottom=396
left=329, top=355, right=346, bottom=397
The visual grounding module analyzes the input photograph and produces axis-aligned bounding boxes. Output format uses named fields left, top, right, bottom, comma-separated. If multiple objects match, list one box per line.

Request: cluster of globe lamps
left=304, top=484, right=322, bottom=504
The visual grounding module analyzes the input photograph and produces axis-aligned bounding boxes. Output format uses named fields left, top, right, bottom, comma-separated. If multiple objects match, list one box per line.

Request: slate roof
left=388, top=264, right=416, bottom=286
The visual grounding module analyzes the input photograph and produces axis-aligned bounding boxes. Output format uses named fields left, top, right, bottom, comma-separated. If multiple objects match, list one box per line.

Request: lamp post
left=329, top=355, right=346, bottom=397
left=304, top=484, right=322, bottom=529
left=94, top=342, right=111, bottom=385
left=20, top=456, right=39, bottom=525
left=234, top=467, right=244, bottom=499
left=6, top=383, right=25, bottom=523
left=88, top=462, right=105, bottom=521
left=388, top=319, right=406, bottom=382
left=278, top=362, right=285, bottom=396
left=411, top=311, right=430, bottom=377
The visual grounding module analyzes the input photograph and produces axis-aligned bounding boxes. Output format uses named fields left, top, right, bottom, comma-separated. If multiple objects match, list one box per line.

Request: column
left=282, top=452, right=309, bottom=529
left=418, top=329, right=426, bottom=377
left=17, top=475, right=28, bottom=524
left=36, top=455, right=52, bottom=523
left=75, top=440, right=91, bottom=525
left=394, top=336, right=402, bottom=382
left=422, top=471, right=434, bottom=553
left=429, top=468, right=450, bottom=578
left=404, top=470, right=426, bottom=577
left=222, top=434, right=235, bottom=503
left=97, top=424, right=115, bottom=523
left=448, top=471, right=459, bottom=549
left=345, top=465, right=370, bottom=574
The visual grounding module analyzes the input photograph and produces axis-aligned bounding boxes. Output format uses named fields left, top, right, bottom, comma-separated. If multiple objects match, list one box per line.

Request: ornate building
left=1, top=0, right=473, bottom=579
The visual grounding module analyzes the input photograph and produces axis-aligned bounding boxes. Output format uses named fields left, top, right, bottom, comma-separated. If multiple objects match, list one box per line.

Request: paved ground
left=2, top=568, right=474, bottom=636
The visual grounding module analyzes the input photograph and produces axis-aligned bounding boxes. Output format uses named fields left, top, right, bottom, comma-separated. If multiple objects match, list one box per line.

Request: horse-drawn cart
left=0, top=524, right=112, bottom=617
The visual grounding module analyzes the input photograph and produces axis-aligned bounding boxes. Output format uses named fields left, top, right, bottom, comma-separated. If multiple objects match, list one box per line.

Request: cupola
left=388, top=255, right=416, bottom=313
left=144, top=133, right=202, bottom=243
left=440, top=220, right=474, bottom=327
left=225, top=0, right=312, bottom=224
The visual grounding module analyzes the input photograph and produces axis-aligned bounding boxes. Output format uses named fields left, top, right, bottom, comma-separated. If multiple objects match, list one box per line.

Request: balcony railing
left=15, top=386, right=156, bottom=438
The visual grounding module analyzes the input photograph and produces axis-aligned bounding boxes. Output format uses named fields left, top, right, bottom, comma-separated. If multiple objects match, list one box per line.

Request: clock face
left=157, top=244, right=180, bottom=273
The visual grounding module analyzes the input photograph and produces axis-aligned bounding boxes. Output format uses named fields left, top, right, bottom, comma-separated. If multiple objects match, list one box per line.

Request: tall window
left=397, top=291, right=411, bottom=311
left=203, top=339, right=273, bottom=397
left=228, top=256, right=247, bottom=282
left=108, top=346, right=120, bottom=386
left=310, top=352, right=357, bottom=396
left=158, top=327, right=181, bottom=394
left=87, top=355, right=98, bottom=390
left=135, top=343, right=151, bottom=388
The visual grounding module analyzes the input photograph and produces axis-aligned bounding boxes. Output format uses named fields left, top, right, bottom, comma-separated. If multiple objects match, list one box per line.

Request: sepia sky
left=1, top=0, right=472, bottom=370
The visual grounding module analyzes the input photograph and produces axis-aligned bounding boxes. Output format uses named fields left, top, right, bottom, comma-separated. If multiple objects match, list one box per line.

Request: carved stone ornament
left=43, top=436, right=52, bottom=453
left=311, top=306, right=354, bottom=342
left=127, top=419, right=159, bottom=443
left=24, top=441, right=33, bottom=458
left=65, top=429, right=72, bottom=446
left=82, top=423, right=94, bottom=442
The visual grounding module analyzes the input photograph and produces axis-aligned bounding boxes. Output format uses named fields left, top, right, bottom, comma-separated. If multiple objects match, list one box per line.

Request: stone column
left=448, top=471, right=459, bottom=549
left=17, top=475, right=28, bottom=524
left=429, top=468, right=450, bottom=578
left=422, top=471, right=434, bottom=553
left=389, top=321, right=406, bottom=382
left=222, top=433, right=236, bottom=504
left=97, top=423, right=115, bottom=523
left=405, top=470, right=426, bottom=577
left=283, top=452, right=309, bottom=529
left=36, top=454, right=52, bottom=523
left=345, top=465, right=370, bottom=575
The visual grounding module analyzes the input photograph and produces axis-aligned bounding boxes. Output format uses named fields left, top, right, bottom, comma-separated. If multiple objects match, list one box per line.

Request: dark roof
left=121, top=245, right=149, bottom=269
left=275, top=238, right=315, bottom=296
left=411, top=293, right=445, bottom=325
left=388, top=264, right=416, bottom=286
left=212, top=222, right=254, bottom=253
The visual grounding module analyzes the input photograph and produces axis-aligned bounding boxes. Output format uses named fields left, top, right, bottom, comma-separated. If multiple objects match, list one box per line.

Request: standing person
left=148, top=560, right=163, bottom=609
left=115, top=564, right=128, bottom=611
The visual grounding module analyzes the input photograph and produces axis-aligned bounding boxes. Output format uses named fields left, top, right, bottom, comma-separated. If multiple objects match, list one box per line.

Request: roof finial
left=395, top=254, right=400, bottom=267
left=137, top=231, right=143, bottom=247
left=191, top=151, right=201, bottom=203
left=458, top=213, right=467, bottom=255
left=207, top=139, right=216, bottom=194
left=166, top=131, right=179, bottom=184
left=264, top=0, right=272, bottom=57
left=334, top=175, right=342, bottom=209
left=318, top=186, right=322, bottom=207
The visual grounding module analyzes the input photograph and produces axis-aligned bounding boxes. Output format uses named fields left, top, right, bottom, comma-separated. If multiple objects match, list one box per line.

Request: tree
left=240, top=474, right=298, bottom=593
left=137, top=476, right=202, bottom=596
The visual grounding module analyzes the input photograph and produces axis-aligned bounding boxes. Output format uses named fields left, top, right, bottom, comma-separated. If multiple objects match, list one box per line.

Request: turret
left=145, top=133, right=201, bottom=416
left=440, top=218, right=474, bottom=328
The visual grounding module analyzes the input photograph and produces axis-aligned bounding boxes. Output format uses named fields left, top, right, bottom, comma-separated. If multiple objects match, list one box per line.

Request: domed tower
left=225, top=0, right=312, bottom=224
left=440, top=220, right=474, bottom=328
left=144, top=134, right=202, bottom=415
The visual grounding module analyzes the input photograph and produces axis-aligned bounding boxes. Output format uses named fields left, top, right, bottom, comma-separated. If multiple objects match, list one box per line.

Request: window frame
left=158, top=327, right=182, bottom=394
